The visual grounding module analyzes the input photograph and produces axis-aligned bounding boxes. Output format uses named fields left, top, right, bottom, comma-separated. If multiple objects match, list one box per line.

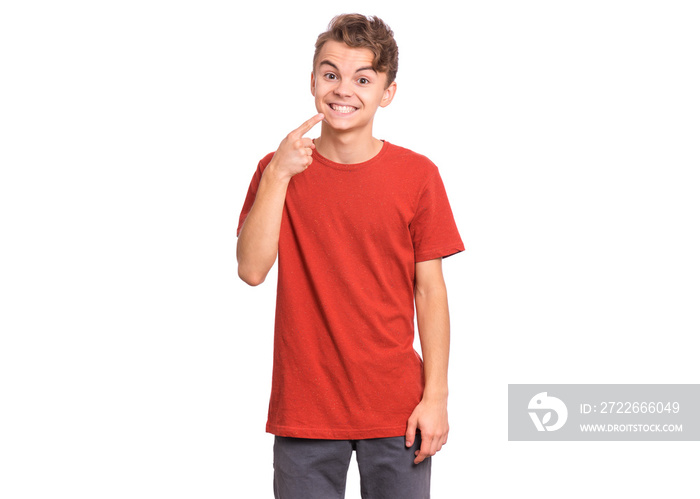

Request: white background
left=1, top=0, right=698, bottom=497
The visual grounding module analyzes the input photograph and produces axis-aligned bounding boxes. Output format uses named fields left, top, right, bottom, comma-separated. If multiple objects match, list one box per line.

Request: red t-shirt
left=237, top=141, right=464, bottom=439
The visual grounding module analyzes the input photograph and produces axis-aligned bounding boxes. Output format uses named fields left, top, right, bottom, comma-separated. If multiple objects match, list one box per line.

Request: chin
left=324, top=118, right=355, bottom=131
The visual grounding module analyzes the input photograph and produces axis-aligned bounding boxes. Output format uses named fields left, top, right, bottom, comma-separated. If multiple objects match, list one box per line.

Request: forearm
left=407, top=268, right=451, bottom=463
left=237, top=114, right=323, bottom=286
left=414, top=278, right=450, bottom=402
left=236, top=163, right=290, bottom=286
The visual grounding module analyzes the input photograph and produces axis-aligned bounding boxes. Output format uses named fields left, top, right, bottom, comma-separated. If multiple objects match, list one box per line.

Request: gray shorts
left=272, top=433, right=431, bottom=498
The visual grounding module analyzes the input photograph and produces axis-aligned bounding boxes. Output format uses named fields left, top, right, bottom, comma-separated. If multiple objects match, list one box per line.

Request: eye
left=358, top=77, right=370, bottom=85
left=324, top=72, right=337, bottom=80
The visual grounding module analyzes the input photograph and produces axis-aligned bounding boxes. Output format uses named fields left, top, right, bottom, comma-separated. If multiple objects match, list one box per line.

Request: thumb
left=405, top=416, right=417, bottom=447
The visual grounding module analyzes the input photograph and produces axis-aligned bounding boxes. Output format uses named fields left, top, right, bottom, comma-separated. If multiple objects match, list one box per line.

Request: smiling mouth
left=329, top=103, right=358, bottom=114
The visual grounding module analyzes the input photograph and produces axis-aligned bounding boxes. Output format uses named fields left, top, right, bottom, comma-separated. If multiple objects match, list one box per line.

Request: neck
left=314, top=123, right=383, bottom=164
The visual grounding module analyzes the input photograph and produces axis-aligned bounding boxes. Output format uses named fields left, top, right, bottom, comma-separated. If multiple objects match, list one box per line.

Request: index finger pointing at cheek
left=294, top=113, right=324, bottom=137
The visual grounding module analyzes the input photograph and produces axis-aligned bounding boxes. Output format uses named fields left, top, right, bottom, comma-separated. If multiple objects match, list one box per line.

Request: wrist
left=263, top=160, right=292, bottom=186
left=421, top=386, right=448, bottom=404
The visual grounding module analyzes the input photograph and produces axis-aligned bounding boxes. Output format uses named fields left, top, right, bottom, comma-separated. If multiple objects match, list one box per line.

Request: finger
left=293, top=113, right=324, bottom=137
left=413, top=432, right=432, bottom=464
left=300, top=148, right=313, bottom=161
left=415, top=434, right=444, bottom=464
left=413, top=444, right=431, bottom=464
left=300, top=137, right=315, bottom=149
left=405, top=419, right=417, bottom=447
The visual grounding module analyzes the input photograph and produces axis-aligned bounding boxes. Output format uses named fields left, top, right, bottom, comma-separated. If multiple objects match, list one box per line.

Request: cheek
left=313, top=94, right=324, bottom=112
left=312, top=82, right=325, bottom=98
left=367, top=92, right=384, bottom=107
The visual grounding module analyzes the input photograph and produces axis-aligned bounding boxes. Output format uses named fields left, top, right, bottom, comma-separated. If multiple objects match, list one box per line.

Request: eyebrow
left=319, top=60, right=377, bottom=74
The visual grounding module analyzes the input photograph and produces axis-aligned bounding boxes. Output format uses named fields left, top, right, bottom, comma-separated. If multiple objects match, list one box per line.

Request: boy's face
left=311, top=40, right=396, bottom=134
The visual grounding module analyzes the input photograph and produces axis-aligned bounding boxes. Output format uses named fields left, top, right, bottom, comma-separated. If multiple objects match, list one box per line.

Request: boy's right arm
left=236, top=113, right=324, bottom=286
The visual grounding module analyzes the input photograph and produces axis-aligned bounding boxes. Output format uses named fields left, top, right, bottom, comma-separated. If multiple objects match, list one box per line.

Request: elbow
left=414, top=282, right=447, bottom=300
left=236, top=241, right=274, bottom=286
left=236, top=243, right=268, bottom=286
left=238, top=265, right=266, bottom=287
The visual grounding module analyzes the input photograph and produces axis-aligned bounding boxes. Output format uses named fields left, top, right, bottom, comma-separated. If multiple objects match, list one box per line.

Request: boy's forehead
left=315, top=40, right=375, bottom=70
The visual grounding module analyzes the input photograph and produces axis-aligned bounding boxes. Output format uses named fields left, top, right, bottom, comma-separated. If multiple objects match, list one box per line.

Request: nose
left=333, top=79, right=353, bottom=98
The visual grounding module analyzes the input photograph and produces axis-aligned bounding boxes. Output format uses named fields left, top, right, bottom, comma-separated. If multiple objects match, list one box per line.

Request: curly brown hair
left=313, top=14, right=399, bottom=87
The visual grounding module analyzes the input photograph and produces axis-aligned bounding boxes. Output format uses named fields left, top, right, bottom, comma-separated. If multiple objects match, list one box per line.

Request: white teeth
left=331, top=104, right=356, bottom=113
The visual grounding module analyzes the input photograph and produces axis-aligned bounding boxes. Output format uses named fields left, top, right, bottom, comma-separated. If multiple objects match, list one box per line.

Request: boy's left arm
left=405, top=257, right=451, bottom=465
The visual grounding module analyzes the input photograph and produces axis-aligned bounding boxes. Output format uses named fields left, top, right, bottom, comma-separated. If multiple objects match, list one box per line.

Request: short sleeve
left=236, top=153, right=274, bottom=237
left=409, top=165, right=464, bottom=262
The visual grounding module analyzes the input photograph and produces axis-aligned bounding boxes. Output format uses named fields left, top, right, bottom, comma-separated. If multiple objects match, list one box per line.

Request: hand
left=267, top=113, right=324, bottom=182
left=405, top=398, right=449, bottom=464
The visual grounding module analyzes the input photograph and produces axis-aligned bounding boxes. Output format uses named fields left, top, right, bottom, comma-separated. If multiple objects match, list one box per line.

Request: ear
left=379, top=81, right=397, bottom=108
left=310, top=71, right=316, bottom=97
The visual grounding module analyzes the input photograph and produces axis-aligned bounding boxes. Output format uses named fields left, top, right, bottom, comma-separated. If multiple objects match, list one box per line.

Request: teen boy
left=237, top=14, right=463, bottom=498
